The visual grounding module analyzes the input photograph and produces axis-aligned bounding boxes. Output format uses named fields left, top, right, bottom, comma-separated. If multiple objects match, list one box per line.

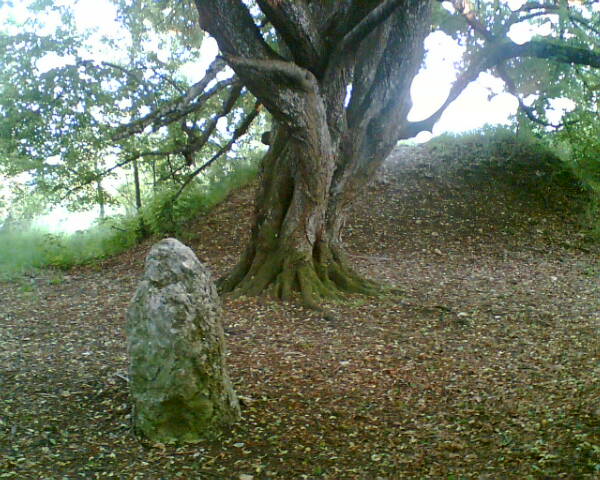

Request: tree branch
left=65, top=92, right=256, bottom=200
left=504, top=1, right=600, bottom=38
left=504, top=40, right=600, bottom=68
left=347, top=3, right=430, bottom=135
left=448, top=0, right=494, bottom=40
left=194, top=0, right=320, bottom=129
left=338, top=0, right=408, bottom=53
left=322, top=0, right=404, bottom=86
left=182, top=57, right=228, bottom=103
left=255, top=0, right=324, bottom=70
left=496, top=64, right=561, bottom=128
left=78, top=59, right=186, bottom=101
left=405, top=39, right=600, bottom=136
left=346, top=31, right=391, bottom=130
left=224, top=55, right=315, bottom=92
left=222, top=54, right=321, bottom=129
left=170, top=102, right=261, bottom=203
left=112, top=57, right=230, bottom=140
left=194, top=0, right=279, bottom=61
left=112, top=75, right=238, bottom=141
left=438, top=0, right=592, bottom=133
left=61, top=150, right=159, bottom=200
left=570, top=15, right=600, bottom=39
left=181, top=83, right=244, bottom=165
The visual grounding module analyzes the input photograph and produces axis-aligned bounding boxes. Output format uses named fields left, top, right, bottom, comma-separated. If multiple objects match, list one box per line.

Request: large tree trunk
left=195, top=0, right=431, bottom=306
left=220, top=124, right=378, bottom=307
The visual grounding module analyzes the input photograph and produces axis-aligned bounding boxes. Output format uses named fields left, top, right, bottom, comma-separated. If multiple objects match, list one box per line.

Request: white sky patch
left=70, top=0, right=120, bottom=33
left=408, top=32, right=520, bottom=135
left=34, top=205, right=119, bottom=233
left=509, top=20, right=554, bottom=44
left=36, top=52, right=76, bottom=74
left=507, top=0, right=527, bottom=9
left=45, top=155, right=62, bottom=166
left=408, top=31, right=464, bottom=122
left=435, top=78, right=519, bottom=134
left=143, top=34, right=173, bottom=64
left=546, top=98, right=576, bottom=124
left=217, top=117, right=228, bottom=132
left=71, top=0, right=130, bottom=63
left=180, top=37, right=219, bottom=81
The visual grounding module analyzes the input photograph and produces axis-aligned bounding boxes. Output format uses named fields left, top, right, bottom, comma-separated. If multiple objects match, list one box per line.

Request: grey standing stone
left=127, top=238, right=240, bottom=443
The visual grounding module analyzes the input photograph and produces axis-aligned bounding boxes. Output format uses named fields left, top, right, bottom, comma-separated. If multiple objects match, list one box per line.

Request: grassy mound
left=421, top=127, right=583, bottom=208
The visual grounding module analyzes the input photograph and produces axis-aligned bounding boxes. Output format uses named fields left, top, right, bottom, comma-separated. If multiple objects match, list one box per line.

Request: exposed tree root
left=218, top=242, right=388, bottom=312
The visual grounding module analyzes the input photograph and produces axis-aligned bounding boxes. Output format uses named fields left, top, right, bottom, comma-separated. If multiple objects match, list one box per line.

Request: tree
left=191, top=0, right=600, bottom=307
left=1, top=0, right=599, bottom=307
left=0, top=0, right=262, bottom=215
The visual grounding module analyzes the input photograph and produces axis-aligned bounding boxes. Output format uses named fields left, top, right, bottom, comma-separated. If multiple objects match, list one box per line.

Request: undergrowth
left=424, top=125, right=584, bottom=213
left=141, top=153, right=260, bottom=238
left=0, top=223, right=138, bottom=280
left=2, top=126, right=595, bottom=280
left=551, top=112, right=600, bottom=240
left=0, top=154, right=260, bottom=279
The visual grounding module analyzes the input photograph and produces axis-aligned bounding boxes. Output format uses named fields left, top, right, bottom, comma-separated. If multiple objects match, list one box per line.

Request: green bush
left=0, top=221, right=139, bottom=279
left=552, top=112, right=600, bottom=239
left=0, top=152, right=261, bottom=279
left=0, top=226, right=50, bottom=278
left=424, top=125, right=575, bottom=189
left=141, top=152, right=260, bottom=236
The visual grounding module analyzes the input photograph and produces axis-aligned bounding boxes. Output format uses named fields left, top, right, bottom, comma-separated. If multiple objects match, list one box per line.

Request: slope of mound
left=349, top=135, right=585, bottom=257
left=1, top=137, right=598, bottom=480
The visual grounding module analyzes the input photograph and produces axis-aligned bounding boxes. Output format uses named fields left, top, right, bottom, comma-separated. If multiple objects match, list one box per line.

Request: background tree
left=0, top=0, right=263, bottom=218
left=1, top=0, right=599, bottom=307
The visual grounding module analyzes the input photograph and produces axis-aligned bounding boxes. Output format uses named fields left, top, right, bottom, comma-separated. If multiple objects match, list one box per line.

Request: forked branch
left=181, top=83, right=244, bottom=165
left=255, top=0, right=324, bottom=69
left=194, top=0, right=279, bottom=61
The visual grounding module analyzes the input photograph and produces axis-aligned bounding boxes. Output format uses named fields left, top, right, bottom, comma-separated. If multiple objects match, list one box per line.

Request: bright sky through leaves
left=0, top=0, right=582, bottom=231
left=1, top=0, right=534, bottom=139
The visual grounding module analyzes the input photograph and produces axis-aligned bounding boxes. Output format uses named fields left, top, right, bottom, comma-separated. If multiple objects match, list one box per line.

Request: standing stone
left=127, top=238, right=240, bottom=443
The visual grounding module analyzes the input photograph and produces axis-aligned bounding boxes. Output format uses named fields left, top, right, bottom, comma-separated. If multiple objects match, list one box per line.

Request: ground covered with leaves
left=1, top=139, right=599, bottom=479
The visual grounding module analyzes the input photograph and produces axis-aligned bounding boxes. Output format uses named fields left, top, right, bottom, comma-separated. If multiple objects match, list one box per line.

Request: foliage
left=141, top=150, right=261, bottom=237
left=0, top=0, right=598, bottom=217
left=552, top=109, right=600, bottom=239
left=427, top=125, right=565, bottom=179
left=0, top=150, right=261, bottom=278
left=0, top=0, right=263, bottom=214
left=422, top=124, right=600, bottom=242
left=0, top=223, right=135, bottom=279
left=0, top=0, right=598, bottom=287
left=425, top=125, right=583, bottom=212
left=0, top=176, right=49, bottom=222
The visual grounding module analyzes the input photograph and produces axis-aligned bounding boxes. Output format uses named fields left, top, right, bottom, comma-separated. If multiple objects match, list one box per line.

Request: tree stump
left=127, top=238, right=240, bottom=443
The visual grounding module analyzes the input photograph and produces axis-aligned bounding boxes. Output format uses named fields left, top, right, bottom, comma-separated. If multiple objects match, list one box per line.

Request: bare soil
left=1, top=143, right=599, bottom=479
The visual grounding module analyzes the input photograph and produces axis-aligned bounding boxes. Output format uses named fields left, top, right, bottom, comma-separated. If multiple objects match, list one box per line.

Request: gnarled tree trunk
left=220, top=123, right=379, bottom=308
left=195, top=0, right=431, bottom=306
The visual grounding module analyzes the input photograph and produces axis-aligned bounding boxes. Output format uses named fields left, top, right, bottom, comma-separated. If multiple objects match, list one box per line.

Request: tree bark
left=191, top=0, right=600, bottom=305
left=194, top=0, right=431, bottom=305
left=132, top=157, right=148, bottom=237
left=219, top=123, right=379, bottom=308
left=97, top=180, right=106, bottom=220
